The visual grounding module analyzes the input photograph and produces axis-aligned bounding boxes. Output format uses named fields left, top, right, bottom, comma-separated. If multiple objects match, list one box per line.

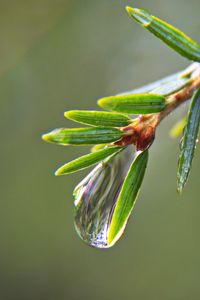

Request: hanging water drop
left=73, top=146, right=135, bottom=248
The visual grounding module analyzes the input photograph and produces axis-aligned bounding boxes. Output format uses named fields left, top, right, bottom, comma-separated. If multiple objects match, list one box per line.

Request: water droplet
left=73, top=146, right=135, bottom=248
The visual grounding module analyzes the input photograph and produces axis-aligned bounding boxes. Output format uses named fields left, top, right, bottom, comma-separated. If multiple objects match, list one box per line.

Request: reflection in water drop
left=73, top=146, right=135, bottom=248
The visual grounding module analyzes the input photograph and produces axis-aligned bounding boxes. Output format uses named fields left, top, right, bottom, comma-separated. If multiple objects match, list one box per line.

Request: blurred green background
left=1, top=0, right=200, bottom=299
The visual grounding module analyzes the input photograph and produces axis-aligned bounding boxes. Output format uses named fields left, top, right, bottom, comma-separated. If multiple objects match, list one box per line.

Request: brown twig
left=115, top=64, right=200, bottom=151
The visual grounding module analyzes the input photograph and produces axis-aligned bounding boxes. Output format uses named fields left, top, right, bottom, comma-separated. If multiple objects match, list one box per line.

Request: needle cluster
left=42, top=7, right=200, bottom=248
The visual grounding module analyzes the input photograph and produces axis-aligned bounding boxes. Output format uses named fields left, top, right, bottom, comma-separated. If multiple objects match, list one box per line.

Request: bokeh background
left=1, top=0, right=200, bottom=299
